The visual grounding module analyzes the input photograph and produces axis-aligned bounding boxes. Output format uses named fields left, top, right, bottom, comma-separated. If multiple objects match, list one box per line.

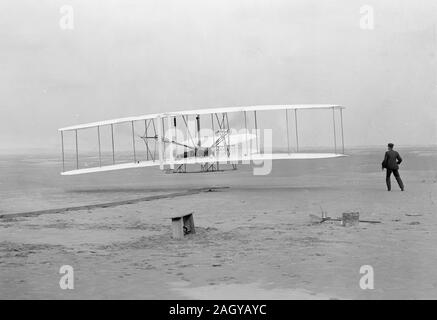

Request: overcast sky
left=0, top=0, right=436, bottom=153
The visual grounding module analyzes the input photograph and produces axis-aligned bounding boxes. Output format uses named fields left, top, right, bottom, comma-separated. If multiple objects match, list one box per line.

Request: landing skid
left=164, top=163, right=237, bottom=174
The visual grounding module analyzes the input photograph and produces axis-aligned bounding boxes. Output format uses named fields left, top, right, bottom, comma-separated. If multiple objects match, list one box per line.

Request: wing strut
left=144, top=120, right=149, bottom=160
left=224, top=113, right=230, bottom=157
left=152, top=119, right=157, bottom=160
left=285, top=109, right=290, bottom=154
left=294, top=109, right=299, bottom=152
left=211, top=114, right=219, bottom=168
left=157, top=115, right=164, bottom=170
left=340, top=108, right=345, bottom=154
left=254, top=111, right=259, bottom=153
left=196, top=115, right=201, bottom=147
left=244, top=111, right=248, bottom=155
left=75, top=129, right=79, bottom=169
left=60, top=131, right=65, bottom=171
left=97, top=126, right=102, bottom=167
left=111, top=124, right=115, bottom=164
left=332, top=107, right=337, bottom=154
left=131, top=121, right=136, bottom=162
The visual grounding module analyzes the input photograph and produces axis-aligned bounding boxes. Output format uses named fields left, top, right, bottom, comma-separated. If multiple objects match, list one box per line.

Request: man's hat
left=388, top=143, right=394, bottom=148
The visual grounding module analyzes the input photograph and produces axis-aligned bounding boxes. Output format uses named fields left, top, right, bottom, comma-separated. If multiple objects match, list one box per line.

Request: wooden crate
left=171, top=213, right=195, bottom=239
left=342, top=212, right=359, bottom=227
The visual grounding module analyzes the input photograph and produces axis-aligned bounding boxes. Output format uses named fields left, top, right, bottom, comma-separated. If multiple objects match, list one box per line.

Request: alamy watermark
left=59, top=265, right=74, bottom=290
left=360, top=5, right=374, bottom=30
left=59, top=5, right=74, bottom=30
left=359, top=265, right=374, bottom=290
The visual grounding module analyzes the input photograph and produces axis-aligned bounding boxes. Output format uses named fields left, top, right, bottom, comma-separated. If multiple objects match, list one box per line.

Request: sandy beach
left=1, top=147, right=436, bottom=299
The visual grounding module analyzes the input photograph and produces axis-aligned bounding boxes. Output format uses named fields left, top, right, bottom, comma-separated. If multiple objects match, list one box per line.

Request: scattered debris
left=309, top=214, right=337, bottom=224
left=309, top=211, right=381, bottom=225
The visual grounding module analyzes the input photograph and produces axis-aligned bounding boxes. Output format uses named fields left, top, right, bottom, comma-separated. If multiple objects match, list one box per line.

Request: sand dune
left=0, top=147, right=436, bottom=299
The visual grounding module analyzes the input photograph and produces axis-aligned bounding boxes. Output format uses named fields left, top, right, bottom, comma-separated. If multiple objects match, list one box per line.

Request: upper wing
left=166, top=104, right=344, bottom=117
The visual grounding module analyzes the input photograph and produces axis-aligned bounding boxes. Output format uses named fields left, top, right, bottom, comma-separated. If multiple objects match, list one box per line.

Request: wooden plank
left=171, top=218, right=184, bottom=240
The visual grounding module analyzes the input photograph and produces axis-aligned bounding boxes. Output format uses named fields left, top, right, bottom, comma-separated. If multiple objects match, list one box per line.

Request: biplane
left=58, top=105, right=346, bottom=175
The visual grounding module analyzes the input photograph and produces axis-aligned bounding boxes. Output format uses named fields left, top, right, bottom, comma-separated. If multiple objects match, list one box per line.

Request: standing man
left=381, top=143, right=404, bottom=191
